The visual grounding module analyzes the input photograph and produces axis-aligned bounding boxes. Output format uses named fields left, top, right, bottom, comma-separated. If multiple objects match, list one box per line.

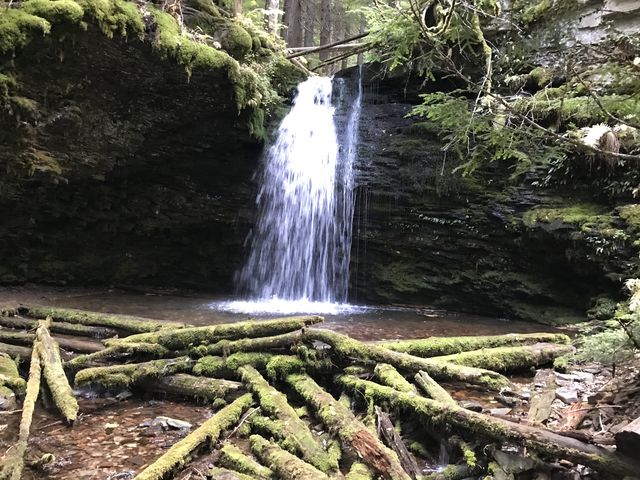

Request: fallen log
left=250, top=434, right=329, bottom=480
left=431, top=343, right=574, bottom=372
left=249, top=414, right=298, bottom=453
left=239, top=365, right=338, bottom=473
left=189, top=331, right=302, bottom=357
left=110, top=315, right=323, bottom=350
left=0, top=353, right=26, bottom=410
left=0, top=315, right=117, bottom=339
left=0, top=341, right=33, bottom=361
left=143, top=374, right=242, bottom=402
left=75, top=356, right=194, bottom=388
left=65, top=342, right=170, bottom=370
left=134, top=392, right=254, bottom=480
left=615, top=416, right=640, bottom=455
left=304, top=329, right=511, bottom=390
left=422, top=465, right=473, bottom=480
left=285, top=372, right=411, bottom=480
left=217, top=443, right=273, bottom=479
left=338, top=375, right=640, bottom=479
left=0, top=340, right=41, bottom=480
left=415, top=371, right=457, bottom=406
left=19, top=305, right=186, bottom=333
left=208, top=467, right=254, bottom=480
left=375, top=406, right=421, bottom=479
left=0, top=329, right=103, bottom=354
left=374, top=363, right=416, bottom=393
left=35, top=321, right=78, bottom=423
left=194, top=353, right=277, bottom=378
left=345, top=462, right=374, bottom=480
left=378, top=332, right=570, bottom=357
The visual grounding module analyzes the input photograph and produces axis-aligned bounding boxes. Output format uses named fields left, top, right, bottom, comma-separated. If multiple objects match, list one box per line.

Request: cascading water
left=222, top=72, right=363, bottom=314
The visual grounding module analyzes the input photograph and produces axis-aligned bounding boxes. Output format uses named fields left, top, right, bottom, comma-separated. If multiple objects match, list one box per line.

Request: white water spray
left=225, top=73, right=363, bottom=314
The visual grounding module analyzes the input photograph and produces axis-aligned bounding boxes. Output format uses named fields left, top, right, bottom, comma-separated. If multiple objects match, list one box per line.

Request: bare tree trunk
left=284, top=0, right=303, bottom=47
left=265, top=0, right=280, bottom=34
left=303, top=0, right=316, bottom=47
left=233, top=0, right=242, bottom=15
left=319, top=0, right=332, bottom=61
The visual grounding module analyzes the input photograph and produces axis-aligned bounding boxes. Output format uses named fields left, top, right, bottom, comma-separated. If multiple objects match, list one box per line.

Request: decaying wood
left=144, top=374, right=242, bottom=402
left=305, top=328, right=511, bottom=390
left=250, top=434, right=329, bottom=480
left=65, top=342, right=170, bottom=370
left=35, top=320, right=78, bottom=423
left=285, top=372, right=411, bottom=480
left=189, top=331, right=303, bottom=357
left=0, top=342, right=32, bottom=361
left=0, top=329, right=103, bottom=354
left=345, top=462, right=374, bottom=480
left=0, top=315, right=117, bottom=339
left=208, top=467, right=254, bottom=479
left=0, top=353, right=25, bottom=410
left=217, top=443, right=273, bottom=479
left=238, top=365, right=337, bottom=473
left=134, top=393, right=254, bottom=480
left=528, top=369, right=557, bottom=425
left=19, top=305, right=186, bottom=333
left=109, top=315, right=323, bottom=350
left=375, top=406, right=421, bottom=479
left=374, top=363, right=416, bottom=393
left=615, top=416, right=640, bottom=455
left=338, top=375, right=640, bottom=478
left=431, top=343, right=574, bottom=372
left=0, top=340, right=41, bottom=480
left=415, top=370, right=456, bottom=406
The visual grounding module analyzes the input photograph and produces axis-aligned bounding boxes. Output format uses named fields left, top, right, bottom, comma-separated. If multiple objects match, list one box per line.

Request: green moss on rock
left=78, top=0, right=144, bottom=38
left=0, top=9, right=51, bottom=54
left=22, top=0, right=85, bottom=25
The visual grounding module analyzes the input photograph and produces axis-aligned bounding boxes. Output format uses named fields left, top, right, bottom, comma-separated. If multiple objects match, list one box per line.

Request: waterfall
left=227, top=72, right=363, bottom=314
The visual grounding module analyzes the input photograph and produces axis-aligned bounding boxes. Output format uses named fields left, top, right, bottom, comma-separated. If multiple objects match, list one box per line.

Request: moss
left=519, top=0, right=551, bottom=25
left=374, top=262, right=430, bottom=293
left=618, top=204, right=640, bottom=236
left=0, top=73, right=16, bottom=97
left=250, top=434, right=330, bottom=480
left=0, top=353, right=26, bottom=393
left=74, top=356, right=193, bottom=388
left=239, top=364, right=337, bottom=473
left=528, top=66, right=552, bottom=88
left=249, top=415, right=298, bottom=453
left=78, top=0, right=144, bottom=38
left=65, top=342, right=169, bottom=370
left=22, top=0, right=84, bottom=25
left=587, top=297, right=617, bottom=321
left=374, top=363, right=415, bottom=393
left=111, top=315, right=321, bottom=350
left=0, top=9, right=51, bottom=55
left=150, top=374, right=239, bottom=402
left=135, top=393, right=254, bottom=480
left=523, top=204, right=606, bottom=227
left=187, top=331, right=301, bottom=358
left=379, top=332, right=570, bottom=357
left=553, top=354, right=572, bottom=372
left=345, top=461, right=374, bottom=480
left=21, top=305, right=186, bottom=333
left=218, top=443, right=273, bottom=479
left=208, top=467, right=255, bottom=480
left=193, top=352, right=275, bottom=377
left=222, top=22, right=253, bottom=58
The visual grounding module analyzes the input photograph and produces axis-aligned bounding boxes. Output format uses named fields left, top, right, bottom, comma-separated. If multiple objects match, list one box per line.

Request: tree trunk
left=65, top=342, right=170, bottom=371
left=233, top=0, right=242, bottom=15
left=285, top=372, right=411, bottom=480
left=339, top=375, right=640, bottom=479
left=0, top=315, right=118, bottom=339
left=303, top=0, right=315, bottom=47
left=319, top=0, right=331, bottom=61
left=375, top=406, right=421, bottom=479
left=143, top=374, right=242, bottom=402
left=218, top=443, right=273, bottom=479
left=134, top=393, right=254, bottom=480
left=0, top=341, right=32, bottom=361
left=250, top=434, right=329, bottom=480
left=265, top=0, right=279, bottom=35
left=374, top=363, right=416, bottom=393
left=0, top=329, right=103, bottom=354
left=414, top=371, right=456, bottom=406
left=283, top=0, right=303, bottom=47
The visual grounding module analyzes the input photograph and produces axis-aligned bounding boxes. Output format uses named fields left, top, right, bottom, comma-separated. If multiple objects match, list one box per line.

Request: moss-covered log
left=110, top=315, right=322, bottom=350
left=305, top=329, right=511, bottom=390
left=0, top=329, right=103, bottom=354
left=338, top=375, right=640, bottom=479
left=35, top=320, right=78, bottom=423
left=65, top=342, right=170, bottom=370
left=208, top=467, right=255, bottom=480
left=0, top=315, right=117, bottom=339
left=134, top=393, right=254, bottom=480
left=0, top=340, right=41, bottom=480
left=143, top=374, right=242, bottom=402
left=431, top=343, right=574, bottom=372
left=345, top=462, right=375, bottom=480
left=19, top=306, right=186, bottom=333
left=415, top=371, right=456, bottom=406
left=378, top=333, right=571, bottom=357
left=188, top=331, right=303, bottom=357
left=193, top=352, right=277, bottom=378
left=422, top=465, right=473, bottom=480
left=250, top=434, right=329, bottom=480
left=375, top=406, right=421, bottom=479
left=74, top=356, right=193, bottom=388
left=284, top=372, right=411, bottom=480
left=0, top=342, right=31, bottom=361
left=374, top=363, right=416, bottom=393
left=239, top=365, right=337, bottom=473
left=217, top=443, right=273, bottom=479
left=0, top=352, right=26, bottom=410
left=248, top=415, right=298, bottom=452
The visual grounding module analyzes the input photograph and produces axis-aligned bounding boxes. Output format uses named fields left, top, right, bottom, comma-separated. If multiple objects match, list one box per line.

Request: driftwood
left=35, top=320, right=78, bottom=423
left=375, top=406, right=421, bottom=479
left=134, top=393, right=254, bottom=480
left=285, top=372, right=411, bottom=480
left=338, top=375, right=640, bottom=478
left=0, top=340, right=41, bottom=480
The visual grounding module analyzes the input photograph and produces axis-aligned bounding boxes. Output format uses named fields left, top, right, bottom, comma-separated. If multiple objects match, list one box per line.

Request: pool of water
left=0, top=286, right=560, bottom=341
